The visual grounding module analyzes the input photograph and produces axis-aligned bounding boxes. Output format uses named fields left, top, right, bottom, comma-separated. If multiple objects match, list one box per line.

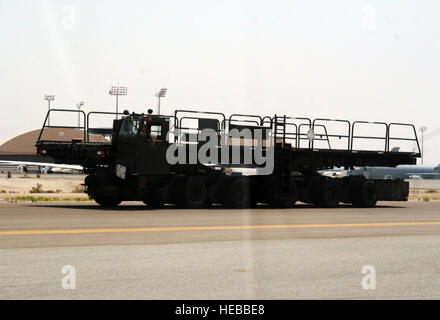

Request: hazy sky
left=0, top=0, right=438, bottom=164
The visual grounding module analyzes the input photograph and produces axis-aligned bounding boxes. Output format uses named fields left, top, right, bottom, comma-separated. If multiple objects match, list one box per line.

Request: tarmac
left=0, top=201, right=440, bottom=299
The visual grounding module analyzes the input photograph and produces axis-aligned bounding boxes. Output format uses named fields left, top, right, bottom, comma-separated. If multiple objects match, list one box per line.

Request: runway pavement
left=0, top=201, right=439, bottom=299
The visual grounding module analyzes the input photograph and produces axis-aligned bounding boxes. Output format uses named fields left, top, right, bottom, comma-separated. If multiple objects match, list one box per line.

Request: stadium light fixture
left=76, top=101, right=84, bottom=128
left=109, top=84, right=128, bottom=119
left=44, top=95, right=55, bottom=126
left=155, top=88, right=167, bottom=115
left=419, top=126, right=428, bottom=165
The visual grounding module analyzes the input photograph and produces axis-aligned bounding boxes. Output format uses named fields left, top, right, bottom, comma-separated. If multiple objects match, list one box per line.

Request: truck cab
left=114, top=113, right=170, bottom=176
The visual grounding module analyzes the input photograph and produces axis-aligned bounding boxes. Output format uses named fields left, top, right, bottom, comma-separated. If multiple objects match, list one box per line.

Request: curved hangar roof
left=0, top=128, right=107, bottom=155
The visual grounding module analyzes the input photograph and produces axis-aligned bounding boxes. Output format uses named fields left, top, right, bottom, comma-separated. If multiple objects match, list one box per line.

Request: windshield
left=119, top=118, right=139, bottom=137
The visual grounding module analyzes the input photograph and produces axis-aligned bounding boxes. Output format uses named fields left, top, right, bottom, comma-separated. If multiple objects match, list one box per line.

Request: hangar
left=0, top=128, right=106, bottom=162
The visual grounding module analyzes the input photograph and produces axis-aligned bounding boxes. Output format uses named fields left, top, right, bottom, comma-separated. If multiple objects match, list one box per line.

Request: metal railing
left=351, top=121, right=388, bottom=151
left=86, top=111, right=125, bottom=142
left=171, top=110, right=420, bottom=154
left=37, top=109, right=87, bottom=143
left=37, top=108, right=421, bottom=156
left=311, top=118, right=350, bottom=150
left=387, top=123, right=421, bottom=153
left=173, top=110, right=225, bottom=143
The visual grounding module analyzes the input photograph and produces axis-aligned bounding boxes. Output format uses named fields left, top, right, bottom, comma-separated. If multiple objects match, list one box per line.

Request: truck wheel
left=225, top=178, right=251, bottom=209
left=299, top=177, right=319, bottom=204
left=262, top=176, right=281, bottom=208
left=143, top=187, right=167, bottom=208
left=341, top=178, right=352, bottom=203
left=179, top=177, right=207, bottom=209
left=207, top=179, right=224, bottom=205
left=282, top=178, right=298, bottom=208
left=250, top=179, right=261, bottom=208
left=314, top=179, right=341, bottom=208
left=353, top=180, right=377, bottom=208
left=143, top=199, right=165, bottom=208
left=94, top=196, right=121, bottom=207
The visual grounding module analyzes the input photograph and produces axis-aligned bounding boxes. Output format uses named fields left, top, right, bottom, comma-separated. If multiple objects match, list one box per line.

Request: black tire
left=92, top=184, right=121, bottom=207
left=178, top=177, right=207, bottom=209
left=283, top=178, right=298, bottom=208
left=207, top=179, right=224, bottom=205
left=249, top=178, right=262, bottom=208
left=263, top=176, right=281, bottom=208
left=299, top=177, right=320, bottom=204
left=314, top=179, right=341, bottom=208
left=290, top=178, right=299, bottom=206
left=353, top=180, right=377, bottom=208
left=94, top=196, right=121, bottom=207
left=143, top=198, right=165, bottom=208
left=143, top=187, right=167, bottom=208
left=225, top=178, right=251, bottom=209
left=341, top=178, right=353, bottom=203
left=84, top=174, right=95, bottom=187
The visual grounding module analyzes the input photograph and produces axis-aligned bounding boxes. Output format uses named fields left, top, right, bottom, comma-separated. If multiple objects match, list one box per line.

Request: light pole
left=76, top=101, right=84, bottom=128
left=44, top=95, right=55, bottom=126
left=155, top=88, right=167, bottom=115
left=419, top=126, right=428, bottom=165
left=109, top=84, right=127, bottom=119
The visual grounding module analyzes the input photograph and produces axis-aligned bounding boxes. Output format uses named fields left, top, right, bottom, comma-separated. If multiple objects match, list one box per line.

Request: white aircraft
left=347, top=164, right=440, bottom=179
left=319, top=168, right=347, bottom=178
left=0, top=160, right=83, bottom=174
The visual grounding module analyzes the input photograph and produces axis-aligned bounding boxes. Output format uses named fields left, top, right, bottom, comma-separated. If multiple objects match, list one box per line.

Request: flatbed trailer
left=36, top=108, right=420, bottom=208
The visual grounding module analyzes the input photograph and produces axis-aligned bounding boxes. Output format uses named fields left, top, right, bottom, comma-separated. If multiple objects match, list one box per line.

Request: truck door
left=135, top=118, right=170, bottom=175
left=115, top=116, right=170, bottom=176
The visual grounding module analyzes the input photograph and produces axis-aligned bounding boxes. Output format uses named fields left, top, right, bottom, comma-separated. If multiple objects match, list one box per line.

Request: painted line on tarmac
left=1, top=221, right=440, bottom=236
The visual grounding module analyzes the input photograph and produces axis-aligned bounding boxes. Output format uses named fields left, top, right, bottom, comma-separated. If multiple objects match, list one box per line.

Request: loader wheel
left=94, top=196, right=121, bottom=207
left=178, top=177, right=207, bottom=209
left=283, top=178, right=298, bottom=208
left=314, top=179, right=341, bottom=208
left=299, top=177, right=320, bottom=204
left=250, top=179, right=262, bottom=208
left=225, top=178, right=251, bottom=209
left=143, top=188, right=167, bottom=208
left=260, top=176, right=280, bottom=208
left=341, top=178, right=353, bottom=203
left=143, top=199, right=165, bottom=208
left=353, top=180, right=377, bottom=208
left=207, top=179, right=224, bottom=205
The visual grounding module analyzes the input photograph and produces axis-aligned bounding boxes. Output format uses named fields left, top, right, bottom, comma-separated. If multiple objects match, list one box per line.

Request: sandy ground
left=0, top=174, right=89, bottom=201
left=407, top=179, right=440, bottom=201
